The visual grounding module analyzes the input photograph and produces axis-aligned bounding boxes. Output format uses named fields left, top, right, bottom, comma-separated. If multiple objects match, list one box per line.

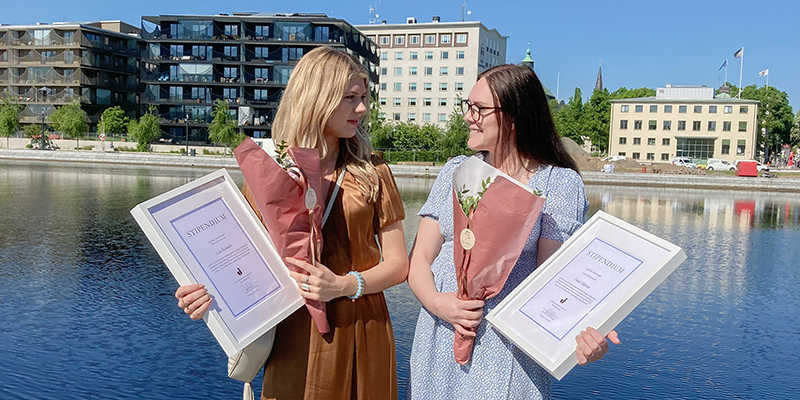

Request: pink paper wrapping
left=234, top=138, right=330, bottom=334
left=452, top=176, right=545, bottom=364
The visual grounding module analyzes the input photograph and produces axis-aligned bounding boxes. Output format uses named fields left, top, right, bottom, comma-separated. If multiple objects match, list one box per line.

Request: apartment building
left=140, top=13, right=378, bottom=143
left=608, top=85, right=759, bottom=163
left=357, top=17, right=506, bottom=127
left=0, top=21, right=141, bottom=129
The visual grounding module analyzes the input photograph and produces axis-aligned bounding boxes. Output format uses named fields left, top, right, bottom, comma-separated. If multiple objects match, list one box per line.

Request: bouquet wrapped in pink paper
left=451, top=157, right=545, bottom=365
left=234, top=137, right=329, bottom=334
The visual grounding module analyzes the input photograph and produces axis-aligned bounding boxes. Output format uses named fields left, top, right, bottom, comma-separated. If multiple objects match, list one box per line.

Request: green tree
left=0, top=99, right=21, bottom=149
left=128, top=107, right=162, bottom=152
left=609, top=87, right=656, bottom=100
left=553, top=88, right=584, bottom=144
left=438, top=106, right=471, bottom=159
left=391, top=122, right=440, bottom=150
left=368, top=95, right=393, bottom=149
left=49, top=100, right=88, bottom=148
left=739, top=85, right=794, bottom=151
left=583, top=89, right=611, bottom=151
left=23, top=123, right=42, bottom=140
left=97, top=106, right=129, bottom=138
left=208, top=99, right=244, bottom=154
left=790, top=110, right=800, bottom=146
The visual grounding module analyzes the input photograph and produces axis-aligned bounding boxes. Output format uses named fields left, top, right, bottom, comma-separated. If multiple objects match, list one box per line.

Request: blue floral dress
left=405, top=155, right=589, bottom=399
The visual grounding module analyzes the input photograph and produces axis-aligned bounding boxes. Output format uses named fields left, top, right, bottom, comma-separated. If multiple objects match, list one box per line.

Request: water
left=1, top=160, right=798, bottom=399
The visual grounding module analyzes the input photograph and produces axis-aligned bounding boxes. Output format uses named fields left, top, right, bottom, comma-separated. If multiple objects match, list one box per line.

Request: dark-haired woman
left=405, top=65, right=619, bottom=399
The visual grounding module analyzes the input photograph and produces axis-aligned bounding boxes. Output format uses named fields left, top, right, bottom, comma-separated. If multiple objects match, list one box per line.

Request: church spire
left=595, top=62, right=603, bottom=91
left=521, top=48, right=534, bottom=70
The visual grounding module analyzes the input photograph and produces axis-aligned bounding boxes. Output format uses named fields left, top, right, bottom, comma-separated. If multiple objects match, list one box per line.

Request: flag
left=733, top=47, right=743, bottom=58
left=718, top=60, right=727, bottom=70
left=758, top=69, right=769, bottom=77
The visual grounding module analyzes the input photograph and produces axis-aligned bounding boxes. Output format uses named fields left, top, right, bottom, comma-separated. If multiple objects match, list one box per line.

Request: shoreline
left=2, top=148, right=799, bottom=193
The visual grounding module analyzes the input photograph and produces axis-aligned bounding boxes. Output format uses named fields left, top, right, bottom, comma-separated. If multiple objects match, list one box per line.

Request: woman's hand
left=175, top=283, right=212, bottom=320
left=286, top=257, right=356, bottom=303
left=575, top=328, right=621, bottom=365
left=430, top=292, right=484, bottom=338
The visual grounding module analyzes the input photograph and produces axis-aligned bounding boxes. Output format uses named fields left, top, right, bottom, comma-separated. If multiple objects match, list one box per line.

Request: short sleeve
left=373, top=161, right=406, bottom=232
left=418, top=156, right=466, bottom=221
left=539, top=168, right=589, bottom=242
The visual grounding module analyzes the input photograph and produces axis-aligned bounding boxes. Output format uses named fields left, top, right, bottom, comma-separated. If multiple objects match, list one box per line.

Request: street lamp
left=40, top=108, right=46, bottom=150
left=185, top=108, right=190, bottom=156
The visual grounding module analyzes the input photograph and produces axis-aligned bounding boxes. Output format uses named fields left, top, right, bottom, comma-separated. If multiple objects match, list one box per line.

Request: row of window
left=617, top=139, right=747, bottom=159
left=378, top=112, right=451, bottom=122
left=619, top=119, right=747, bottom=132
left=379, top=97, right=459, bottom=107
left=380, top=50, right=466, bottom=61
left=620, top=104, right=749, bottom=114
left=619, top=137, right=671, bottom=146
left=377, top=33, right=468, bottom=46
left=378, top=82, right=463, bottom=92
left=380, top=66, right=465, bottom=76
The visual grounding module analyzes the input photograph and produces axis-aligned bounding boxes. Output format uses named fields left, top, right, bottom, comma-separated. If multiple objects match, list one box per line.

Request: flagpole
left=737, top=47, right=744, bottom=98
left=724, top=61, right=728, bottom=86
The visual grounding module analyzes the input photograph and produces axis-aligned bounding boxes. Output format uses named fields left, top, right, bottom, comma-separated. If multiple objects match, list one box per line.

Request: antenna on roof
left=369, top=1, right=381, bottom=24
left=461, top=2, right=471, bottom=22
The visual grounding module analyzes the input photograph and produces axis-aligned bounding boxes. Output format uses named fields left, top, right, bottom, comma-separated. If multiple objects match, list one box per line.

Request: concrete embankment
left=1, top=149, right=798, bottom=193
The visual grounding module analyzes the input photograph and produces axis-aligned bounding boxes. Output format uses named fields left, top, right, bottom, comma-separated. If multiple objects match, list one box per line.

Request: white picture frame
left=486, top=211, right=686, bottom=380
left=130, top=169, right=304, bottom=357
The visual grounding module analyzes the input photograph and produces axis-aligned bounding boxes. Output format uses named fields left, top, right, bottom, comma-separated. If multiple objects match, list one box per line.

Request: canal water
left=1, top=160, right=798, bottom=399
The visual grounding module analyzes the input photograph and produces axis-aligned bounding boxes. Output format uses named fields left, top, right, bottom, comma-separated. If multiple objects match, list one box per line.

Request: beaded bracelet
left=347, top=271, right=364, bottom=301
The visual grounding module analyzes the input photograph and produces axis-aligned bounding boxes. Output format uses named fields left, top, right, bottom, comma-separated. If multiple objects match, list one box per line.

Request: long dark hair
left=479, top=65, right=579, bottom=172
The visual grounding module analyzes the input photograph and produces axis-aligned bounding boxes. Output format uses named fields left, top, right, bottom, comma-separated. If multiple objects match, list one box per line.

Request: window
left=394, top=82, right=401, bottom=91
left=410, top=51, right=418, bottom=60
left=663, top=121, right=671, bottom=130
left=393, top=113, right=400, bottom=121
left=441, top=51, right=449, bottom=59
left=380, top=52, right=388, bottom=61
left=456, top=51, right=465, bottom=59
left=394, top=67, right=402, bottom=75
left=424, top=67, right=433, bottom=75
left=380, top=36, right=389, bottom=45
left=439, top=82, right=448, bottom=91
left=395, top=36, right=404, bottom=45
left=678, top=121, right=686, bottom=131
left=380, top=83, right=386, bottom=91
left=618, top=152, right=626, bottom=157
left=440, top=67, right=448, bottom=75
left=648, top=120, right=657, bottom=130
left=424, top=83, right=432, bottom=91
left=721, top=139, right=730, bottom=155
left=456, top=67, right=465, bottom=75
left=439, top=98, right=447, bottom=106
left=223, top=45, right=238, bottom=59
left=423, top=98, right=431, bottom=106
left=679, top=105, right=687, bottom=113
left=425, top=51, right=433, bottom=60
left=425, top=35, right=435, bottom=44
left=708, top=121, right=716, bottom=131
left=709, top=105, right=717, bottom=114
left=455, top=82, right=464, bottom=91
left=737, top=139, right=746, bottom=155
left=408, top=82, right=417, bottom=91
left=648, top=138, right=656, bottom=145
left=408, top=113, right=416, bottom=121
left=395, top=52, right=403, bottom=60
left=408, top=98, right=416, bottom=106
left=393, top=98, right=401, bottom=106
left=647, top=153, right=655, bottom=161
left=738, top=121, right=747, bottom=132
left=223, top=24, right=239, bottom=36
left=379, top=98, right=386, bottom=106
left=619, top=137, right=627, bottom=144
left=724, top=105, right=732, bottom=114
left=223, top=88, right=237, bottom=100
left=694, top=105, right=702, bottom=113
left=634, top=120, right=642, bottom=130
left=661, top=153, right=670, bottom=161
left=620, top=120, right=628, bottom=130
left=662, top=138, right=670, bottom=146
left=632, top=152, right=640, bottom=160
left=456, top=34, right=467, bottom=43
left=409, top=66, right=418, bottom=76
left=621, top=105, right=629, bottom=113
left=410, top=35, right=419, bottom=44
left=739, top=106, right=748, bottom=114
left=676, top=138, right=715, bottom=159
left=423, top=113, right=431, bottom=122
left=650, top=105, right=658, bottom=113
left=722, top=121, right=731, bottom=131
left=380, top=67, right=387, bottom=76
left=441, top=34, right=451, bottom=44
left=635, top=105, right=643, bottom=113
left=692, top=121, right=701, bottom=131
left=438, top=113, right=447, bottom=122
left=664, top=105, right=672, bottom=113
left=633, top=138, right=641, bottom=145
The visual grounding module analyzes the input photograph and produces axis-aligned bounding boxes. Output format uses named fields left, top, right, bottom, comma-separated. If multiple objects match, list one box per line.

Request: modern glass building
left=0, top=21, right=141, bottom=130
left=140, top=13, right=379, bottom=144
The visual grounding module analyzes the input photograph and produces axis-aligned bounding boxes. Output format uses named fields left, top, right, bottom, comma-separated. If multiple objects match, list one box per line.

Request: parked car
left=734, top=160, right=770, bottom=172
left=602, top=155, right=627, bottom=162
left=706, top=158, right=735, bottom=171
left=671, top=157, right=698, bottom=169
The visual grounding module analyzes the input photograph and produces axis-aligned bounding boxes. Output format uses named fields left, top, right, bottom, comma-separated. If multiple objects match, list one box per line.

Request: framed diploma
left=486, top=211, right=686, bottom=380
left=131, top=169, right=304, bottom=357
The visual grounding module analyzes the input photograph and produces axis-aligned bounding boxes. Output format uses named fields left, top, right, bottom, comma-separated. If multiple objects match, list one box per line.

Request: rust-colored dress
left=242, top=157, right=405, bottom=400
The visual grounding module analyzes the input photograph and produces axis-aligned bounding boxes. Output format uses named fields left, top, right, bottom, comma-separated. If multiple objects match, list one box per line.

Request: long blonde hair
left=272, top=47, right=380, bottom=202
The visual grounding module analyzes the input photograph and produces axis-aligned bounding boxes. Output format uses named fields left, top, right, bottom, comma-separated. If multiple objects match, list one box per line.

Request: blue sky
left=3, top=0, right=798, bottom=109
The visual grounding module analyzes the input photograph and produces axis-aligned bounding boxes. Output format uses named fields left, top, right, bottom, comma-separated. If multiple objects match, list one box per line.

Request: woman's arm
left=407, top=217, right=484, bottom=338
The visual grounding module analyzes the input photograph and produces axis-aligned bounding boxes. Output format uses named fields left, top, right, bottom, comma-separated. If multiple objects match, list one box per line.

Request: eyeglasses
left=460, top=99, right=501, bottom=120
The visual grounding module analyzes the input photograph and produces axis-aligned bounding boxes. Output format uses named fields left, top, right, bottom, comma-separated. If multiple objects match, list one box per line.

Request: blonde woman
left=176, top=47, right=409, bottom=399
